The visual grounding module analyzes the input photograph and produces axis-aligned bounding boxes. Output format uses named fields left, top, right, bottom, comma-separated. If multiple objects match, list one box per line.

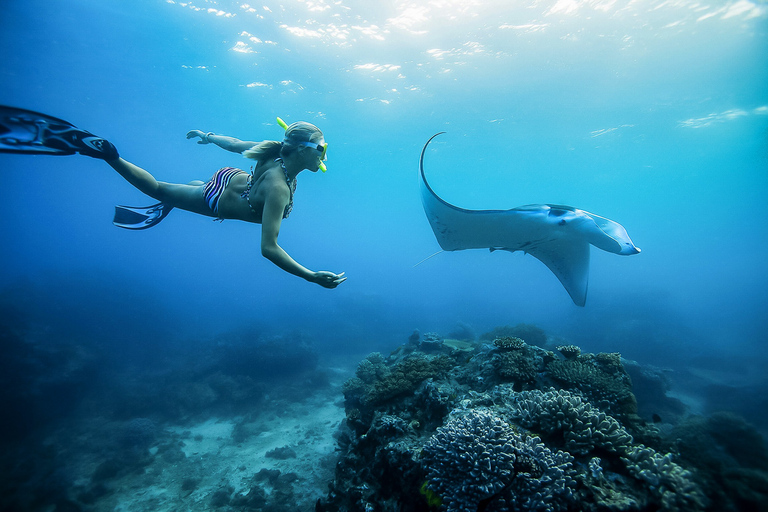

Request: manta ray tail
left=413, top=250, right=444, bottom=268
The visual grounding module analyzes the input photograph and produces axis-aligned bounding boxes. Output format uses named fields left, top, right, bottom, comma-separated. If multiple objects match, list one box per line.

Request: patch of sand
left=82, top=386, right=345, bottom=511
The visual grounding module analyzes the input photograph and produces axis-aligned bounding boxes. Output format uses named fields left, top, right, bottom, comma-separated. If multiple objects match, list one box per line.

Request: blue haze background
left=1, top=0, right=767, bottom=418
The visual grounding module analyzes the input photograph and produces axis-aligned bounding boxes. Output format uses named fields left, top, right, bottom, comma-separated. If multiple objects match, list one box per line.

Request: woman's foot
left=43, top=125, right=119, bottom=160
left=0, top=105, right=118, bottom=160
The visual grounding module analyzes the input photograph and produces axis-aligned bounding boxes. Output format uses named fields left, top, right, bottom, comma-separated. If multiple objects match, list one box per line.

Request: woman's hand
left=186, top=130, right=212, bottom=144
left=311, top=271, right=347, bottom=289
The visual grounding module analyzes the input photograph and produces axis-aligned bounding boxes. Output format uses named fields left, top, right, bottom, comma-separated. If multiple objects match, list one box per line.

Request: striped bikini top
left=242, top=158, right=296, bottom=219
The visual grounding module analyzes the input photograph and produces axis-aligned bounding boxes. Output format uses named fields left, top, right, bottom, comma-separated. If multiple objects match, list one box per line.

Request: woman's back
left=217, top=159, right=290, bottom=223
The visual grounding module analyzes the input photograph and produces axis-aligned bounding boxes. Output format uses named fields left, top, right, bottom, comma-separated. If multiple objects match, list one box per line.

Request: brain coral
left=422, top=409, right=575, bottom=512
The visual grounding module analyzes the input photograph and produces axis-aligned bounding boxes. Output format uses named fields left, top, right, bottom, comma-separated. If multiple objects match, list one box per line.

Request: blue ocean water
left=1, top=0, right=767, bottom=508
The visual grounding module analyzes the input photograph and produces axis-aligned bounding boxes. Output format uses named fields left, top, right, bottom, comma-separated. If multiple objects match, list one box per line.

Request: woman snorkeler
left=0, top=106, right=346, bottom=289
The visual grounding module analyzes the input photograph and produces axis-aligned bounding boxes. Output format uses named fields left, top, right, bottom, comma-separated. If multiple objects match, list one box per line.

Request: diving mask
left=297, top=140, right=328, bottom=161
left=277, top=116, right=327, bottom=172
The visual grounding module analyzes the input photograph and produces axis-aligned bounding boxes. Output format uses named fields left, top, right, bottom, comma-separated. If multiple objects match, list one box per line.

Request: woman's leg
left=107, top=158, right=214, bottom=217
left=107, top=158, right=161, bottom=196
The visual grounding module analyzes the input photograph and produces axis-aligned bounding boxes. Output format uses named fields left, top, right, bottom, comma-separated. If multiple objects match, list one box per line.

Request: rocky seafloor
left=2, top=323, right=767, bottom=512
left=316, top=326, right=768, bottom=512
left=0, top=327, right=348, bottom=512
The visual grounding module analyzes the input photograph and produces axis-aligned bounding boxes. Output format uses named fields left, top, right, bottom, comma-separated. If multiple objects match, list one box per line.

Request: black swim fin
left=113, top=202, right=173, bottom=230
left=0, top=105, right=119, bottom=160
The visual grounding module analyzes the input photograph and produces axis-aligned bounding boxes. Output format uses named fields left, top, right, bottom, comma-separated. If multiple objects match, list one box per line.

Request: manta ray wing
left=419, top=133, right=528, bottom=251
left=522, top=239, right=590, bottom=307
left=419, top=132, right=638, bottom=306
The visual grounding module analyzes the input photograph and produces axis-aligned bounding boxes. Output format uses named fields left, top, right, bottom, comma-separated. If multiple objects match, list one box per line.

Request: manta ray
left=419, top=133, right=640, bottom=306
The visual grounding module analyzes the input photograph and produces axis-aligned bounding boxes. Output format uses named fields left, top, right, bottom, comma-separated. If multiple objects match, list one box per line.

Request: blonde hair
left=242, top=121, right=324, bottom=164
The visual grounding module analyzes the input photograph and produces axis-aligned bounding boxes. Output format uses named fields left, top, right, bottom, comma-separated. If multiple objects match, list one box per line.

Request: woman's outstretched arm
left=186, top=130, right=257, bottom=154
left=259, top=183, right=346, bottom=289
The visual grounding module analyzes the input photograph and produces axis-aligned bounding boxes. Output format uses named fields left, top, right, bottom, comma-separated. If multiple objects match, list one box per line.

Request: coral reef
left=442, top=338, right=475, bottom=352
left=546, top=355, right=638, bottom=418
left=318, top=325, right=766, bottom=512
left=4, top=300, right=765, bottom=512
left=354, top=352, right=387, bottom=383
left=493, top=350, right=537, bottom=386
left=667, top=412, right=768, bottom=510
left=508, top=388, right=634, bottom=455
left=621, top=446, right=707, bottom=511
left=556, top=344, right=581, bottom=360
left=343, top=353, right=455, bottom=407
left=422, top=409, right=576, bottom=512
left=480, top=323, right=548, bottom=347
left=493, top=336, right=526, bottom=350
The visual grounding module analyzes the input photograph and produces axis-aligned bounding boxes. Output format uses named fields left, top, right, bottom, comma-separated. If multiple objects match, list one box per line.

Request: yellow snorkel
left=277, top=116, right=327, bottom=172
left=276, top=116, right=289, bottom=130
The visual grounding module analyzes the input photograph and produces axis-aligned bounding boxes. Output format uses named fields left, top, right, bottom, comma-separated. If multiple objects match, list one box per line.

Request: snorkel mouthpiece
left=277, top=116, right=326, bottom=172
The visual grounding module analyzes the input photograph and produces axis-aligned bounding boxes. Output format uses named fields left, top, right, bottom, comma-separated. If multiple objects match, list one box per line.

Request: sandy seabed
left=44, top=372, right=348, bottom=512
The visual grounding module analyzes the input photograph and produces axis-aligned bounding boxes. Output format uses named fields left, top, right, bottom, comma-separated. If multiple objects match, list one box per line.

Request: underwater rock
left=231, top=418, right=264, bottom=444
left=703, top=412, right=768, bottom=470
left=265, top=446, right=297, bottom=459
left=91, top=459, right=123, bottom=483
left=622, top=360, right=686, bottom=424
left=254, top=468, right=282, bottom=484
left=230, top=469, right=300, bottom=509
left=209, top=484, right=234, bottom=508
left=230, top=485, right=268, bottom=509
left=668, top=412, right=768, bottom=510
left=180, top=477, right=199, bottom=492
left=419, top=332, right=444, bottom=351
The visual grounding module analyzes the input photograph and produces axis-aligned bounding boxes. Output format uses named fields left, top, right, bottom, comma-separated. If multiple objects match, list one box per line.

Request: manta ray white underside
left=419, top=133, right=640, bottom=306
